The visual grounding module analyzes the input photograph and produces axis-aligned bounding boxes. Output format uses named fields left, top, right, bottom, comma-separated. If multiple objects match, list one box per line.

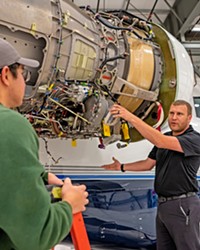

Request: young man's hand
left=61, top=178, right=89, bottom=214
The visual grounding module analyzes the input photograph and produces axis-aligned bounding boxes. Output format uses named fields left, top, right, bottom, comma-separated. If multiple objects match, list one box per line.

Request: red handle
left=70, top=213, right=91, bottom=250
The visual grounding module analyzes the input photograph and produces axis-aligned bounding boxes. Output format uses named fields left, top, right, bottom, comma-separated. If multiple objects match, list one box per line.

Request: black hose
left=147, top=0, right=159, bottom=22
left=96, top=0, right=100, bottom=13
left=99, top=55, right=126, bottom=70
left=86, top=6, right=152, bottom=41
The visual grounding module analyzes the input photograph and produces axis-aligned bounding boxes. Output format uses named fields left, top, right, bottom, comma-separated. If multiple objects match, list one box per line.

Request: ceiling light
left=192, top=24, right=200, bottom=32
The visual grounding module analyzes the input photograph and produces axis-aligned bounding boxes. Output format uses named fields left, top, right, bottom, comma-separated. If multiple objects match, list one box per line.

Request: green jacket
left=0, top=105, right=72, bottom=250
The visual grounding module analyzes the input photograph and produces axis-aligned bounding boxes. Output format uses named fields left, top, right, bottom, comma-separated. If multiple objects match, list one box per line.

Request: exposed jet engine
left=1, top=0, right=193, bottom=147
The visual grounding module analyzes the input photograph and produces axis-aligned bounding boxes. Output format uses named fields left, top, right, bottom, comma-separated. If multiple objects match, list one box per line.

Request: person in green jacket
left=0, top=38, right=89, bottom=250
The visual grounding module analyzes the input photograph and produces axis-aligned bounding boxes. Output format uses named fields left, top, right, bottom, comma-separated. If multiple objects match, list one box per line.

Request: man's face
left=168, top=104, right=192, bottom=135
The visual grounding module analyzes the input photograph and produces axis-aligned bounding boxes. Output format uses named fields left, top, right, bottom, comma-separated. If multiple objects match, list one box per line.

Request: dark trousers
left=156, top=195, right=200, bottom=250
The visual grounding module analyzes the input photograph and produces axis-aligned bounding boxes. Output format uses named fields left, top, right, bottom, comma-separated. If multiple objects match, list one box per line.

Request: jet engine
left=0, top=0, right=194, bottom=147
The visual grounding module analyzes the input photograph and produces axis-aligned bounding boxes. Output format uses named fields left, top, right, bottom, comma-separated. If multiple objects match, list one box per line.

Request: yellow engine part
left=118, top=37, right=154, bottom=113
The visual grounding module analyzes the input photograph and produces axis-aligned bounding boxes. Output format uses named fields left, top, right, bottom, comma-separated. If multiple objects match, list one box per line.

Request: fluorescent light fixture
left=192, top=24, right=200, bottom=32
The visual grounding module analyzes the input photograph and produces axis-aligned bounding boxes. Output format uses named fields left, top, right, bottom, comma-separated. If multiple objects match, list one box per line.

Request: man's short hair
left=171, top=100, right=192, bottom=115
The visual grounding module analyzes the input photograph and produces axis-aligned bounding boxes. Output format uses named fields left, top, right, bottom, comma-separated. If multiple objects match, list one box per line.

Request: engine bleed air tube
left=51, top=186, right=91, bottom=250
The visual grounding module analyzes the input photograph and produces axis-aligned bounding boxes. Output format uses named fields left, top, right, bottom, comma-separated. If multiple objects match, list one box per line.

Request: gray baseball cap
left=0, top=38, right=39, bottom=68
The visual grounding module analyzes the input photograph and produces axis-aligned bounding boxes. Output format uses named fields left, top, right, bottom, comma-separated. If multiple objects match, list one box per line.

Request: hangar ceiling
left=72, top=0, right=200, bottom=79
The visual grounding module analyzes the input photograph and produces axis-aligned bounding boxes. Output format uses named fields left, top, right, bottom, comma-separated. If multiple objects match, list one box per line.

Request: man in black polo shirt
left=102, top=100, right=200, bottom=250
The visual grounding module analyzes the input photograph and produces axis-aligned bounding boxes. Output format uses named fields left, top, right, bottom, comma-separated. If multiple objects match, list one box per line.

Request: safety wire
left=42, top=137, right=62, bottom=165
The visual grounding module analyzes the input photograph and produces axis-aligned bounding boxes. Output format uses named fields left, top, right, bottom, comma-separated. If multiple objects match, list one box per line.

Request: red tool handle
left=70, top=213, right=91, bottom=250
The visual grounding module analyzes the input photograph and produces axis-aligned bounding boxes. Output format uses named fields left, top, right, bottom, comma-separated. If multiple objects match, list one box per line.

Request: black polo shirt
left=148, top=125, right=200, bottom=197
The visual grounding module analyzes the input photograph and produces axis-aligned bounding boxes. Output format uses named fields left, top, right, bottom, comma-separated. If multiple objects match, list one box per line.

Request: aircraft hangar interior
left=1, top=1, right=200, bottom=250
